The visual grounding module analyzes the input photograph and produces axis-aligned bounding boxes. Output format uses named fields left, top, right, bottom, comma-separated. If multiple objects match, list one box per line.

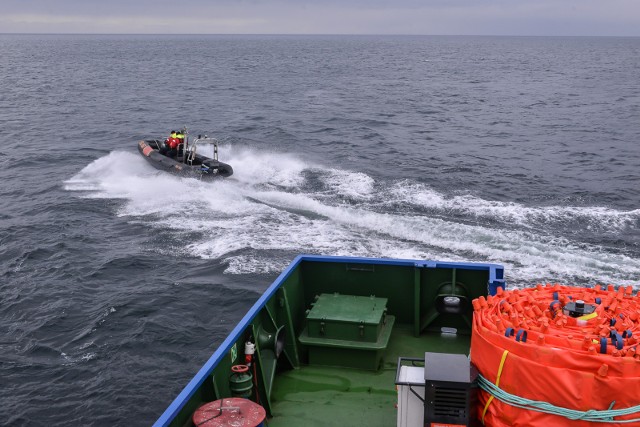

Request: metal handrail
left=190, top=135, right=220, bottom=162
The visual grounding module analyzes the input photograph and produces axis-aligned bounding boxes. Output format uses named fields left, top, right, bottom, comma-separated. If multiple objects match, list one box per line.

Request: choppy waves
left=65, top=147, right=640, bottom=286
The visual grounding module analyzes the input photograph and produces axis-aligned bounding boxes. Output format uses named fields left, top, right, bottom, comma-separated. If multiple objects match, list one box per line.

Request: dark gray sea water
left=1, top=34, right=639, bottom=425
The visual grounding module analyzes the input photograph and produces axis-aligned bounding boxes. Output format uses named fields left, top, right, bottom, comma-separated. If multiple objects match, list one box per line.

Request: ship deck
left=267, top=323, right=471, bottom=426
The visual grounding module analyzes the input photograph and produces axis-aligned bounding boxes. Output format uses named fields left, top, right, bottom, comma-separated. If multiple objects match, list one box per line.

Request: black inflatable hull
left=137, top=140, right=233, bottom=179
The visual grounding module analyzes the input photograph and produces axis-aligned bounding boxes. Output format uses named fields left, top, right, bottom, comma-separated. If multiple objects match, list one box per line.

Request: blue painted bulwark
left=153, top=255, right=506, bottom=427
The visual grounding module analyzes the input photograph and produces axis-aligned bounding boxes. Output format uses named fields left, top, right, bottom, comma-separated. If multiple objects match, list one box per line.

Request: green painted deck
left=268, top=323, right=471, bottom=426
left=157, top=257, right=501, bottom=427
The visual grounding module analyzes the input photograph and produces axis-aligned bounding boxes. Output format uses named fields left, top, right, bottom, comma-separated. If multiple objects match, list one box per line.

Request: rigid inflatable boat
left=138, top=131, right=233, bottom=180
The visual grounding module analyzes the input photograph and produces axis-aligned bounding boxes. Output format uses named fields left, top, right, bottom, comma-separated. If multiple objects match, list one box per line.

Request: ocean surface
left=1, top=34, right=639, bottom=425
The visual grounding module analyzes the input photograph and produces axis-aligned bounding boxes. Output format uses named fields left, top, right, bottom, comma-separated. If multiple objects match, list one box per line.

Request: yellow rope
left=481, top=350, right=509, bottom=424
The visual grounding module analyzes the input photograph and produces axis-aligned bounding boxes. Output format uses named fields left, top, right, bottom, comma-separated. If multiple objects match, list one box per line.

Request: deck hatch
left=304, top=293, right=388, bottom=342
left=298, top=293, right=394, bottom=370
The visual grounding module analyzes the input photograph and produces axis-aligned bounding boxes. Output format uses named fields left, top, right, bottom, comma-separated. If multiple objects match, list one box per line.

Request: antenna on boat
left=183, top=126, right=189, bottom=153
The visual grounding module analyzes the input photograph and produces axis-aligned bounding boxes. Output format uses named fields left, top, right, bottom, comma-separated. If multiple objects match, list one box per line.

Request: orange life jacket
left=168, top=137, right=179, bottom=149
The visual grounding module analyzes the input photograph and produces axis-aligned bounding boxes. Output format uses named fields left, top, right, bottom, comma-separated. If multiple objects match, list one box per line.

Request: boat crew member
left=160, top=130, right=179, bottom=157
left=159, top=131, right=170, bottom=155
left=175, top=130, right=185, bottom=157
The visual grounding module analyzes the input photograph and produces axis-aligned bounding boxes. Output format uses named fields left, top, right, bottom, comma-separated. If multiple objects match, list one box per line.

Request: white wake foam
left=388, top=181, right=640, bottom=231
left=66, top=149, right=640, bottom=286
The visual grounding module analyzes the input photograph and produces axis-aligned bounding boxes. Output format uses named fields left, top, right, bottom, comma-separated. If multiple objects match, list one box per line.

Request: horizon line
left=2, top=32, right=639, bottom=38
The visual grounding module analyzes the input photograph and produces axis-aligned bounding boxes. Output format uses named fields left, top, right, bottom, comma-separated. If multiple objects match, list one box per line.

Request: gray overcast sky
left=2, top=0, right=640, bottom=36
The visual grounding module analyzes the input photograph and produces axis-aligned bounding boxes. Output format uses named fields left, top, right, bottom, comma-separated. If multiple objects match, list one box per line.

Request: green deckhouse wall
left=297, top=260, right=489, bottom=335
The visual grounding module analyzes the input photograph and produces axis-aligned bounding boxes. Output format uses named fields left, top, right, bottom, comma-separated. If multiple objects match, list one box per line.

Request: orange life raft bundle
left=471, top=283, right=640, bottom=426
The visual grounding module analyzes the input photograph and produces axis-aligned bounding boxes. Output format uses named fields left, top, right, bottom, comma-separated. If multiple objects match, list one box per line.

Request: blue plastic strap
left=505, top=328, right=515, bottom=338
left=553, top=292, right=559, bottom=300
left=624, top=330, right=633, bottom=339
left=595, top=297, right=602, bottom=304
left=549, top=300, right=561, bottom=318
left=612, top=333, right=624, bottom=350
left=610, top=318, right=617, bottom=327
left=516, top=329, right=528, bottom=343
left=600, top=337, right=608, bottom=354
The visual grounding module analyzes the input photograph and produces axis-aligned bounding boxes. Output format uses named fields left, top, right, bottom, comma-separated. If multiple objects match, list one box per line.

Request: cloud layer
left=2, top=0, right=640, bottom=35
